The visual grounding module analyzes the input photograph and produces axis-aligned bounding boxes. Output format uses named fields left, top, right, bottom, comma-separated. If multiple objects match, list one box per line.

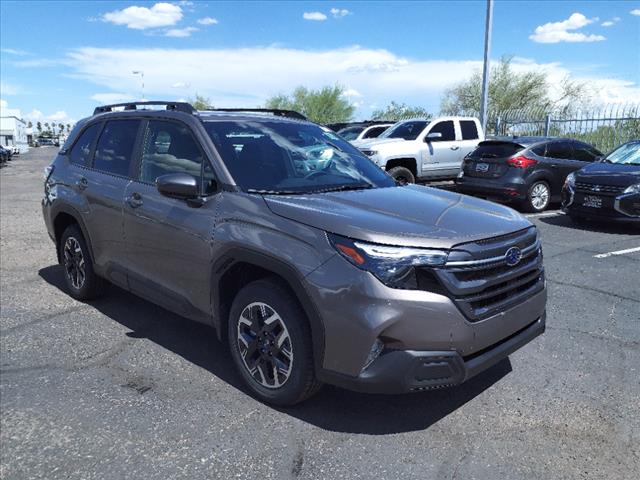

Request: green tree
left=36, top=121, right=42, bottom=133
left=189, top=94, right=214, bottom=110
left=440, top=56, right=589, bottom=116
left=265, top=85, right=354, bottom=124
left=371, top=101, right=431, bottom=121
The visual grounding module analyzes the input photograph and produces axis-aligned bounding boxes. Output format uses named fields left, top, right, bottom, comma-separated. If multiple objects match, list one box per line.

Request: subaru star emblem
left=505, top=246, right=523, bottom=267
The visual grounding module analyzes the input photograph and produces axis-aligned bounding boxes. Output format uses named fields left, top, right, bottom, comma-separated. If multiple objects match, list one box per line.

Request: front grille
left=575, top=182, right=625, bottom=195
left=432, top=228, right=545, bottom=322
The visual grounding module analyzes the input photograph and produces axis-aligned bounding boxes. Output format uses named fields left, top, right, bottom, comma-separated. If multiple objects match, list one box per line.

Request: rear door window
left=69, top=123, right=101, bottom=167
left=544, top=141, right=574, bottom=160
left=426, top=120, right=455, bottom=141
left=460, top=120, right=479, bottom=140
left=469, top=142, right=523, bottom=159
left=93, top=120, right=141, bottom=176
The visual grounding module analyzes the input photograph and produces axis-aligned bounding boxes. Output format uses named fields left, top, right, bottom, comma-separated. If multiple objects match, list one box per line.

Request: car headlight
left=564, top=172, right=576, bottom=189
left=328, top=233, right=448, bottom=289
left=360, top=149, right=377, bottom=157
left=623, top=183, right=640, bottom=194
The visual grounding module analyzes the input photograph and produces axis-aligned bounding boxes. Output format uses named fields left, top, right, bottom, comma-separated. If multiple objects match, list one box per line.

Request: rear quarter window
left=469, top=142, right=523, bottom=159
left=69, top=123, right=101, bottom=167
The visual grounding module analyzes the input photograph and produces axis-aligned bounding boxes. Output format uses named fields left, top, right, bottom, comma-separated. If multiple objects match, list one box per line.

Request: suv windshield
left=204, top=120, right=395, bottom=193
left=604, top=141, right=640, bottom=165
left=379, top=120, right=429, bottom=140
left=338, top=126, right=365, bottom=140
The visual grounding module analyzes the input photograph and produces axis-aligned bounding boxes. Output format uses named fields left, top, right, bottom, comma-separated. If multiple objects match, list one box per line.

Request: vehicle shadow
left=39, top=264, right=512, bottom=435
left=539, top=213, right=639, bottom=235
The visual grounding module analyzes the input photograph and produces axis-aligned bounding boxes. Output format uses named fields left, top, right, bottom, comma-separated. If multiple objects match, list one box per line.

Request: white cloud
left=27, top=109, right=43, bottom=120
left=165, top=26, right=198, bottom=37
left=330, top=8, right=351, bottom=18
left=0, top=81, right=23, bottom=95
left=1, top=48, right=30, bottom=56
left=530, top=13, right=606, bottom=43
left=601, top=17, right=620, bottom=27
left=102, top=2, right=183, bottom=30
left=342, top=88, right=362, bottom=97
left=303, top=12, right=327, bottom=21
left=197, top=17, right=218, bottom=25
left=631, top=9, right=640, bottom=16
left=90, top=93, right=135, bottom=104
left=62, top=46, right=640, bottom=117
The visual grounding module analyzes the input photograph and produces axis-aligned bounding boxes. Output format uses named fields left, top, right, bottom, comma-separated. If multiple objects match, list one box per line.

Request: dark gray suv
left=42, top=101, right=546, bottom=405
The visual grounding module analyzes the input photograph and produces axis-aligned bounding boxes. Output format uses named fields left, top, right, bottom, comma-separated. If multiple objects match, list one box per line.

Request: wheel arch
left=51, top=205, right=95, bottom=264
left=211, top=247, right=326, bottom=372
left=385, top=157, right=418, bottom=177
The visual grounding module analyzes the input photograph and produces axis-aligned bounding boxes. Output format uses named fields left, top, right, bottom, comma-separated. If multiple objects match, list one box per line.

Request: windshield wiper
left=310, top=183, right=374, bottom=194
left=246, top=188, right=306, bottom=195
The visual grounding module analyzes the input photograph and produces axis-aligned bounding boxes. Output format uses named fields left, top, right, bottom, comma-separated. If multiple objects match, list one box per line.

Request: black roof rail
left=93, top=101, right=196, bottom=116
left=202, top=108, right=307, bottom=120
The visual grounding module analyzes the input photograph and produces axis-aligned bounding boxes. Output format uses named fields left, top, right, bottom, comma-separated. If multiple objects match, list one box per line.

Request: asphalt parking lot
left=1, top=147, right=638, bottom=480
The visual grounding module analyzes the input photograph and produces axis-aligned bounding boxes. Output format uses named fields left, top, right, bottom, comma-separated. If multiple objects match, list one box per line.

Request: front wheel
left=523, top=181, right=551, bottom=212
left=228, top=279, right=321, bottom=405
left=387, top=166, right=415, bottom=185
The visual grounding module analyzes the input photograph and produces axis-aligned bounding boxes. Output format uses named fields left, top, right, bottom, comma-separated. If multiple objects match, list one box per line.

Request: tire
left=387, top=166, right=415, bottom=185
left=59, top=225, right=104, bottom=300
left=228, top=278, right=321, bottom=405
left=522, top=180, right=551, bottom=213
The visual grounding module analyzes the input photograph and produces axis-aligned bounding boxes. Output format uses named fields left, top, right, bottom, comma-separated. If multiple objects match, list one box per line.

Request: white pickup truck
left=353, top=117, right=484, bottom=183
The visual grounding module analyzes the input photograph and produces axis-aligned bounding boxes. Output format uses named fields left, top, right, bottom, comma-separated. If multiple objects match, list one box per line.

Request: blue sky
left=1, top=0, right=639, bottom=124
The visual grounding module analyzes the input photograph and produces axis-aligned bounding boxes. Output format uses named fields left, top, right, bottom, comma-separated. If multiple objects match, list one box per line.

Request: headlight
left=328, top=233, right=448, bottom=289
left=623, top=183, right=640, bottom=194
left=360, top=149, right=377, bottom=157
left=564, top=172, right=576, bottom=188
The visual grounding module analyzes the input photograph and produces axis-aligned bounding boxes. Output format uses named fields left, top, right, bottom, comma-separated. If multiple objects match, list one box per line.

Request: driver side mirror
left=156, top=173, right=199, bottom=199
left=425, top=132, right=443, bottom=142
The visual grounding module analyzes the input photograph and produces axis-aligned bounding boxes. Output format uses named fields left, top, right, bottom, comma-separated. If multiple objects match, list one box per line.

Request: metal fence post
left=544, top=114, right=551, bottom=137
left=494, top=116, right=501, bottom=136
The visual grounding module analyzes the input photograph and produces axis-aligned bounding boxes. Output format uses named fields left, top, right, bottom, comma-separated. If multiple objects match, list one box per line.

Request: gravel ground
left=1, top=147, right=639, bottom=480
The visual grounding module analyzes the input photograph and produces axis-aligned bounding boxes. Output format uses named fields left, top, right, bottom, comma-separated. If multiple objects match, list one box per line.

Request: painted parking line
left=594, top=246, right=640, bottom=259
left=525, top=211, right=565, bottom=218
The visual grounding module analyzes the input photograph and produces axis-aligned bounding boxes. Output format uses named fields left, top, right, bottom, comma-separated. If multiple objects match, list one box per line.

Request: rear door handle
left=75, top=177, right=88, bottom=191
left=126, top=192, right=143, bottom=208
left=550, top=164, right=558, bottom=168
left=450, top=145, right=460, bottom=151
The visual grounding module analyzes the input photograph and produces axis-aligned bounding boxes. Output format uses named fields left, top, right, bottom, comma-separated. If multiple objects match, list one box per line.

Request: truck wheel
left=387, top=166, right=415, bottom=185
left=60, top=225, right=104, bottom=300
left=523, top=181, right=550, bottom=212
left=228, top=278, right=322, bottom=405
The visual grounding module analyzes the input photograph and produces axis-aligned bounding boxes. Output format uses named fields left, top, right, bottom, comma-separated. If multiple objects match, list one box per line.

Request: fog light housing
left=362, top=339, right=384, bottom=371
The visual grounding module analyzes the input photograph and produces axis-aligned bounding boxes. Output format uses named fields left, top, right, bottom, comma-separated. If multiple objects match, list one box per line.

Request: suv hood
left=575, top=162, right=640, bottom=187
left=264, top=185, right=531, bottom=250
left=352, top=138, right=406, bottom=149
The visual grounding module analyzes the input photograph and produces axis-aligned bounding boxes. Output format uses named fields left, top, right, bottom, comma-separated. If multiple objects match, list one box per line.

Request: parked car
left=39, top=138, right=55, bottom=146
left=354, top=117, right=484, bottom=183
left=11, top=145, right=20, bottom=155
left=0, top=146, right=11, bottom=166
left=456, top=137, right=603, bottom=212
left=43, top=101, right=546, bottom=405
left=338, top=123, right=393, bottom=143
left=562, top=140, right=640, bottom=223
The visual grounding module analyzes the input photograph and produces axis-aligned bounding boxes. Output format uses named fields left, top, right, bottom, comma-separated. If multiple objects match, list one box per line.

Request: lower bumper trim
left=318, top=312, right=546, bottom=394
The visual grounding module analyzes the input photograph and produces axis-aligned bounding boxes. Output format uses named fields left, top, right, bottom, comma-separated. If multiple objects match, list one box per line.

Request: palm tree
left=66, top=123, right=71, bottom=133
left=27, top=121, right=33, bottom=129
left=36, top=121, right=42, bottom=133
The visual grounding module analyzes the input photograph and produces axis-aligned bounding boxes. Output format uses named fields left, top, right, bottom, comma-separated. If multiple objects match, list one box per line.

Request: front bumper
left=322, top=314, right=545, bottom=394
left=562, top=186, right=640, bottom=223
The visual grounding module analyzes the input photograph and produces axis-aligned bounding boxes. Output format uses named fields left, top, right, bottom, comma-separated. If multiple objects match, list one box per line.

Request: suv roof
left=92, top=101, right=308, bottom=121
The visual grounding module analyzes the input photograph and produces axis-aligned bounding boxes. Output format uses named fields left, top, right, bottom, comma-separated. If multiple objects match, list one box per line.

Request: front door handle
left=126, top=192, right=143, bottom=208
left=75, top=177, right=88, bottom=191
left=550, top=164, right=559, bottom=168
left=450, top=145, right=460, bottom=151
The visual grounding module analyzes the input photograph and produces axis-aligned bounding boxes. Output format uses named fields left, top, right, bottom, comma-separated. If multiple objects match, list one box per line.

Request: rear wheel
left=60, top=225, right=104, bottom=300
left=523, top=181, right=550, bottom=212
left=228, top=278, right=321, bottom=405
left=387, top=166, right=415, bottom=185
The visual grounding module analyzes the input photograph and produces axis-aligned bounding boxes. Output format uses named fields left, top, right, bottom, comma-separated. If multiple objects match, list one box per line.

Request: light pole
left=479, top=0, right=493, bottom=133
left=132, top=70, right=145, bottom=100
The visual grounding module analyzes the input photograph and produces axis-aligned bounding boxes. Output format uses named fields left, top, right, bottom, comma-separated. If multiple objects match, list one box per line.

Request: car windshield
left=604, top=142, right=640, bottom=165
left=379, top=120, right=429, bottom=140
left=204, top=120, right=396, bottom=194
left=338, top=126, right=365, bottom=140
